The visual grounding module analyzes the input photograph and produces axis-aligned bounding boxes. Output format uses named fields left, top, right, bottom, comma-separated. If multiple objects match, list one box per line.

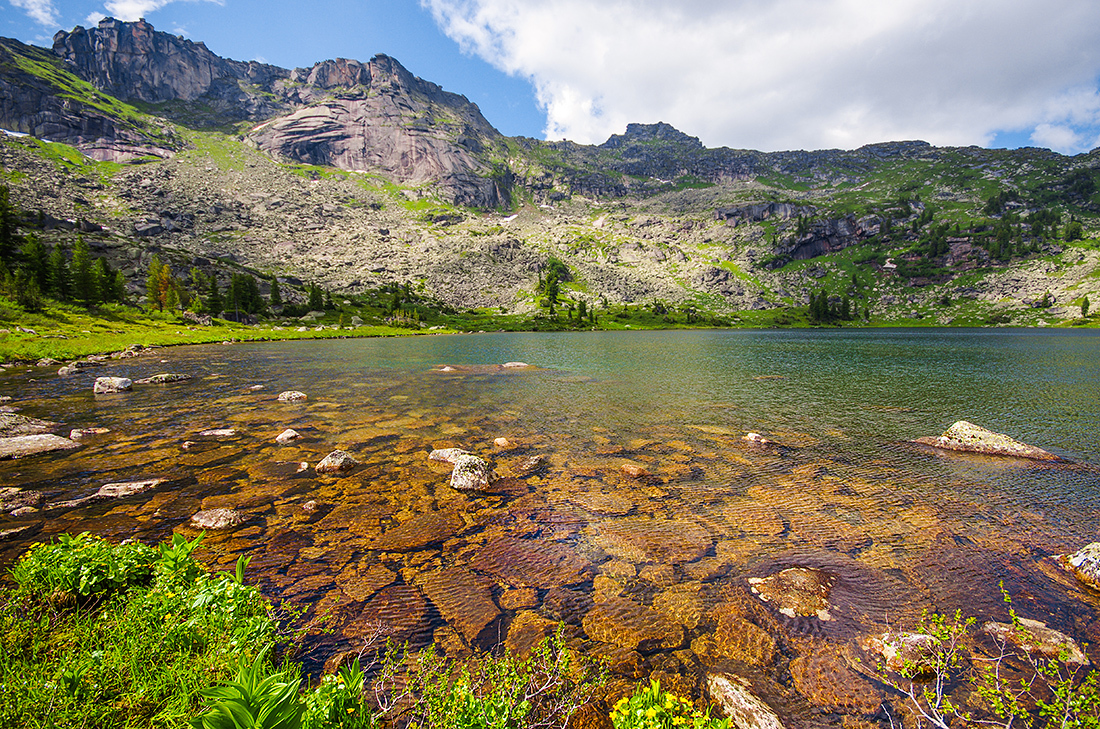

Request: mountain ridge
left=0, top=18, right=1098, bottom=326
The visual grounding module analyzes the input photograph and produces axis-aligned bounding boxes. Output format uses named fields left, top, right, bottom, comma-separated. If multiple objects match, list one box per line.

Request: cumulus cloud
left=422, top=0, right=1100, bottom=152
left=9, top=0, right=59, bottom=27
left=98, top=0, right=222, bottom=23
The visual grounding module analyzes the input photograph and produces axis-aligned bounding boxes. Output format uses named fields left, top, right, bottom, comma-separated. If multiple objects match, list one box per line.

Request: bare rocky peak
left=601, top=121, right=704, bottom=150
left=53, top=17, right=288, bottom=103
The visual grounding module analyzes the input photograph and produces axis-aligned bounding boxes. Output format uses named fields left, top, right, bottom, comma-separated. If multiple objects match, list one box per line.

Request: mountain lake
left=2, top=328, right=1099, bottom=720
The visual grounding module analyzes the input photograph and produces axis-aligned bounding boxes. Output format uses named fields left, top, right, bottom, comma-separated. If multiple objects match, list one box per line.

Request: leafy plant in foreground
left=192, top=648, right=305, bottom=729
left=10, top=531, right=158, bottom=600
left=610, top=679, right=729, bottom=729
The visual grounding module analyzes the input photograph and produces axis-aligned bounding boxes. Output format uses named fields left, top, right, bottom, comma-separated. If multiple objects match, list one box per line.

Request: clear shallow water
left=2, top=328, right=1100, bottom=720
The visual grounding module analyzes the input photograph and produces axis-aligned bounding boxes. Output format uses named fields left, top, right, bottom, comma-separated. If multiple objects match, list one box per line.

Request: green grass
left=0, top=300, right=429, bottom=364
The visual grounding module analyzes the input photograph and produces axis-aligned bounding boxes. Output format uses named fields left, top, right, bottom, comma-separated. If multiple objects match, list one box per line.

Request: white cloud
left=99, top=0, right=222, bottom=23
left=85, top=11, right=106, bottom=24
left=9, top=0, right=59, bottom=27
left=422, top=0, right=1100, bottom=152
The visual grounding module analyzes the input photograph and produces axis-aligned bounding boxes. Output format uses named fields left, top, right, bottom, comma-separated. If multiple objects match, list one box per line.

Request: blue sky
left=6, top=0, right=1100, bottom=155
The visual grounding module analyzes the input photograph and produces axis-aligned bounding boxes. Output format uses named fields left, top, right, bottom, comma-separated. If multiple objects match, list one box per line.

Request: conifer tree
left=20, top=235, right=49, bottom=293
left=93, top=258, right=111, bottom=304
left=0, top=185, right=18, bottom=265
left=206, top=274, right=223, bottom=314
left=146, top=254, right=164, bottom=310
left=72, top=236, right=96, bottom=305
left=269, top=276, right=282, bottom=309
left=48, top=240, right=71, bottom=301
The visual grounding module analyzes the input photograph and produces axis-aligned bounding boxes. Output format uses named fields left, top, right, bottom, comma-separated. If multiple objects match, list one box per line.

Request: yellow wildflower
left=646, top=707, right=657, bottom=719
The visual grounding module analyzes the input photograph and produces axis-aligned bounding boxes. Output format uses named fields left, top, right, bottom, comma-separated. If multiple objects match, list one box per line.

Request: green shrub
left=10, top=531, right=158, bottom=599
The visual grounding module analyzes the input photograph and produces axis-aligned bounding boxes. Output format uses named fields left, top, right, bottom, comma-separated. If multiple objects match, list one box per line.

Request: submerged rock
left=582, top=596, right=685, bottom=652
left=1060, top=542, right=1100, bottom=591
left=983, top=618, right=1089, bottom=666
left=191, top=508, right=246, bottom=530
left=863, top=632, right=941, bottom=676
left=418, top=566, right=501, bottom=647
left=133, top=373, right=192, bottom=384
left=705, top=674, right=785, bottom=729
left=0, top=433, right=81, bottom=459
left=913, top=421, right=1063, bottom=461
left=790, top=646, right=881, bottom=714
left=277, top=390, right=308, bottom=402
left=0, top=412, right=59, bottom=437
left=0, top=487, right=44, bottom=513
left=316, top=450, right=360, bottom=475
left=70, top=427, right=110, bottom=439
left=748, top=567, right=834, bottom=620
left=428, top=447, right=471, bottom=464
left=97, top=478, right=167, bottom=499
left=594, top=517, right=712, bottom=565
left=93, top=376, right=133, bottom=394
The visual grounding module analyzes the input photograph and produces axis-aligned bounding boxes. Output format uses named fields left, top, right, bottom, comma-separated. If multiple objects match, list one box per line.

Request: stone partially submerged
left=0, top=433, right=81, bottom=460
left=983, top=618, right=1089, bottom=666
left=1061, top=542, right=1100, bottom=591
left=0, top=412, right=59, bottom=437
left=315, top=449, right=360, bottom=475
left=93, top=376, right=133, bottom=394
left=429, top=448, right=495, bottom=491
left=913, top=421, right=1063, bottom=461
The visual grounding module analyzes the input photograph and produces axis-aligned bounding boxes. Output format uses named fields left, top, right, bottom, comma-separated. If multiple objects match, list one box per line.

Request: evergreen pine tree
left=72, top=236, right=96, bottom=305
left=308, top=284, right=324, bottom=311
left=0, top=184, right=18, bottom=265
left=48, top=240, right=71, bottom=301
left=207, top=274, right=223, bottom=314
left=93, top=258, right=111, bottom=304
left=1083, top=295, right=1090, bottom=318
left=269, top=276, right=282, bottom=309
left=111, top=269, right=127, bottom=304
left=146, top=254, right=165, bottom=311
left=20, top=235, right=49, bottom=293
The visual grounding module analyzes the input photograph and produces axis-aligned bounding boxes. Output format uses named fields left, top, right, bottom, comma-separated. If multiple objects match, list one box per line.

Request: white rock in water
left=93, top=377, right=133, bottom=394
left=276, top=428, right=302, bottom=444
left=501, top=362, right=530, bottom=368
left=277, top=390, right=307, bottom=402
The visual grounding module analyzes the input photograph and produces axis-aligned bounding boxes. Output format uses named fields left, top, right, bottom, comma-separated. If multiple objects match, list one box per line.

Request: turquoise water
left=2, top=328, right=1099, bottom=712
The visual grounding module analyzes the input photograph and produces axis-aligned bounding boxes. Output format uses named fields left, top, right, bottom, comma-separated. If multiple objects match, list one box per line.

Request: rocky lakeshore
left=1, top=332, right=1099, bottom=727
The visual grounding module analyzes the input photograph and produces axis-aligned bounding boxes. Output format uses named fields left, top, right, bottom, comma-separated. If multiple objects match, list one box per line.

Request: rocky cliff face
left=48, top=20, right=509, bottom=206
left=251, top=54, right=509, bottom=206
left=0, top=37, right=180, bottom=161
left=53, top=18, right=288, bottom=105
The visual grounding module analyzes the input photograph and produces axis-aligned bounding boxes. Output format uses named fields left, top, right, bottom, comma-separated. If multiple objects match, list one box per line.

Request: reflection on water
left=2, top=329, right=1100, bottom=719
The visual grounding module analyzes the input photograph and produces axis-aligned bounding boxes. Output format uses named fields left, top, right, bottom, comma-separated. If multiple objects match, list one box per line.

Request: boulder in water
left=133, top=373, right=192, bottom=384
left=277, top=390, right=307, bottom=402
left=316, top=449, right=360, bottom=475
left=1061, top=542, right=1100, bottom=591
left=913, top=421, right=1063, bottom=461
left=191, top=508, right=246, bottom=529
left=0, top=433, right=81, bottom=459
left=93, top=377, right=132, bottom=394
